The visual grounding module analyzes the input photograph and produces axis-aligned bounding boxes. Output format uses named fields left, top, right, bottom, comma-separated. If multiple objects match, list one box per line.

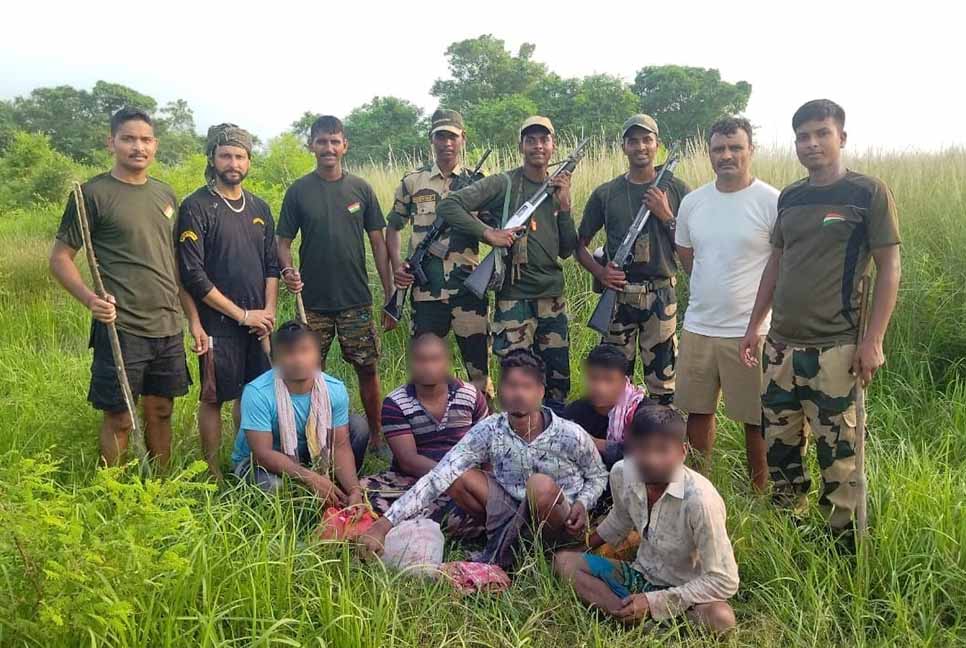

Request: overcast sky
left=2, top=0, right=960, bottom=152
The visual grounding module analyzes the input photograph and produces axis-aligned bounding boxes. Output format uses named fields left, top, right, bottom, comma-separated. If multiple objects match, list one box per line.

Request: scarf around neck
left=607, top=379, right=646, bottom=443
left=274, top=371, right=332, bottom=465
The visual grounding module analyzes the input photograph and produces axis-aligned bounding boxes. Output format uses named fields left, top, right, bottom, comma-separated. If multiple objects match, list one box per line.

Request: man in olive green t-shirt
left=277, top=115, right=395, bottom=449
left=49, top=107, right=196, bottom=468
left=437, top=116, right=576, bottom=412
left=576, top=114, right=690, bottom=405
left=740, top=99, right=901, bottom=537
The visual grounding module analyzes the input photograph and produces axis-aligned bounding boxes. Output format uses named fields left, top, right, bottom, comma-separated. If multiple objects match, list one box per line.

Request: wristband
left=281, top=266, right=296, bottom=277
left=239, top=309, right=249, bottom=325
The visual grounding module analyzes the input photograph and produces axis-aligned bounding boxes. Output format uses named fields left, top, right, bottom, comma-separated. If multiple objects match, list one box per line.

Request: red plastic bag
left=441, top=561, right=511, bottom=595
left=316, top=506, right=378, bottom=541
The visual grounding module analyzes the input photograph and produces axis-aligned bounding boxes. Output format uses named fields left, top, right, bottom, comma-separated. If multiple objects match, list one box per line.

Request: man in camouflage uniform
left=740, top=100, right=901, bottom=535
left=438, top=116, right=576, bottom=413
left=576, top=115, right=690, bottom=405
left=386, top=109, right=494, bottom=400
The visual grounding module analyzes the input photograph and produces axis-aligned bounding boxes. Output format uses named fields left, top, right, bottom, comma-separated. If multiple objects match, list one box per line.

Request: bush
left=0, top=455, right=214, bottom=642
left=0, top=131, right=82, bottom=211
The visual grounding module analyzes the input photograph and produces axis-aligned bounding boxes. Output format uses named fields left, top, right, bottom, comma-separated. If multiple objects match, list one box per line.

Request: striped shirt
left=382, top=379, right=487, bottom=471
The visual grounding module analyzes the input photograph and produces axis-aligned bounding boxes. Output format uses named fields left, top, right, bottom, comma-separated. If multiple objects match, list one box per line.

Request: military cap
left=519, top=116, right=555, bottom=140
left=621, top=114, right=659, bottom=138
left=430, top=109, right=465, bottom=136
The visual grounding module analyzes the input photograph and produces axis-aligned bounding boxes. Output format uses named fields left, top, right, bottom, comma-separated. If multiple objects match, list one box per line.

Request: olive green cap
left=621, top=114, right=659, bottom=138
left=519, top=115, right=555, bottom=140
left=429, top=109, right=465, bottom=136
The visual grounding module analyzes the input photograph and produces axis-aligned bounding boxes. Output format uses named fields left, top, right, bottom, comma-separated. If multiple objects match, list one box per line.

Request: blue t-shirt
left=231, top=369, right=350, bottom=465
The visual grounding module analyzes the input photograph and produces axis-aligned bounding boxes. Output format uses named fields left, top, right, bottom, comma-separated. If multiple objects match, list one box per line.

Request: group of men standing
left=48, top=97, right=900, bottom=634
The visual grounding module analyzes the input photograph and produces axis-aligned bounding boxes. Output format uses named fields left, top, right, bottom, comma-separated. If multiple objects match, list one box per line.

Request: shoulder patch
left=179, top=230, right=198, bottom=243
left=252, top=217, right=266, bottom=226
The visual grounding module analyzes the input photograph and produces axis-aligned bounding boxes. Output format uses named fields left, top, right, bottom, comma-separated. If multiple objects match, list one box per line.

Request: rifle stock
left=588, top=288, right=619, bottom=335
left=464, top=251, right=497, bottom=300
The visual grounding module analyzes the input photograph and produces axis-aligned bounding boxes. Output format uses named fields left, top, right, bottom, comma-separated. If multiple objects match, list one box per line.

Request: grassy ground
left=1, top=145, right=965, bottom=647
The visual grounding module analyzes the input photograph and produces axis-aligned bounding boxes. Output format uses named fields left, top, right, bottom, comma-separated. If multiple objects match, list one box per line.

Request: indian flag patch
left=347, top=201, right=362, bottom=214
left=163, top=204, right=175, bottom=219
left=822, top=212, right=846, bottom=226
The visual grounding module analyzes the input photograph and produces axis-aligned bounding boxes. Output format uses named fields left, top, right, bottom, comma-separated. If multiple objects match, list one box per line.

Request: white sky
left=2, top=0, right=961, bottom=152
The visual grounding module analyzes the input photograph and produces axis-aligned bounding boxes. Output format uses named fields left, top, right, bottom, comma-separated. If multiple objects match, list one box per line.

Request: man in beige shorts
left=674, top=117, right=778, bottom=490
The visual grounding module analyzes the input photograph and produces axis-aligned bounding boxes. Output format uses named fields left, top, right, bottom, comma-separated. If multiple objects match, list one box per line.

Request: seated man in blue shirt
left=231, top=320, right=369, bottom=506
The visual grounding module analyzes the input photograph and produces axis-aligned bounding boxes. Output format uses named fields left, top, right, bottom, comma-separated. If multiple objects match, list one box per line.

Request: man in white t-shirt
left=674, top=117, right=778, bottom=491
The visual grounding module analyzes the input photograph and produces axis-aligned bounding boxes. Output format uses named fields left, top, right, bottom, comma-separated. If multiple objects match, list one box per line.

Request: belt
left=618, top=277, right=676, bottom=307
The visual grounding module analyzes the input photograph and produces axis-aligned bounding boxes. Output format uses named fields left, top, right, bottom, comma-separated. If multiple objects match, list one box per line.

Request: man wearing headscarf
left=176, top=123, right=281, bottom=479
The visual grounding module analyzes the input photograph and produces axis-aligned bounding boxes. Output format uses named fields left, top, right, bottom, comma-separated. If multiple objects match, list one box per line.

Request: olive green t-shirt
left=277, top=171, right=386, bottom=314
left=770, top=170, right=900, bottom=346
left=579, top=168, right=691, bottom=282
left=56, top=173, right=182, bottom=338
left=437, top=167, right=578, bottom=300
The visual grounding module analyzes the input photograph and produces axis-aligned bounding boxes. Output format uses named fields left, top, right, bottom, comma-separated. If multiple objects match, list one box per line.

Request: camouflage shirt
left=388, top=163, right=488, bottom=302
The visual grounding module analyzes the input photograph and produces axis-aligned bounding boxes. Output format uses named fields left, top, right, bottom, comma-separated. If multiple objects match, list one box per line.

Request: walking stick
left=854, top=274, right=873, bottom=539
left=295, top=292, right=307, bottom=325
left=72, top=182, right=148, bottom=464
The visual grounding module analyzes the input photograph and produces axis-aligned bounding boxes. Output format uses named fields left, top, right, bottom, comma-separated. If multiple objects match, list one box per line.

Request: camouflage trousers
left=602, top=282, right=677, bottom=405
left=761, top=338, right=859, bottom=530
left=492, top=297, right=570, bottom=407
left=305, top=306, right=380, bottom=368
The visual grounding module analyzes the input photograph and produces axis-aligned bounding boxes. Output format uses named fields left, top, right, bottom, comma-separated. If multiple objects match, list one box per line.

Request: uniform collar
left=431, top=162, right=463, bottom=179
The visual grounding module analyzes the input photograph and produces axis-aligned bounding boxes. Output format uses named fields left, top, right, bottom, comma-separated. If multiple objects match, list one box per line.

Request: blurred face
left=309, top=131, right=348, bottom=170
left=794, top=117, right=846, bottom=172
left=622, top=127, right=659, bottom=169
left=520, top=129, right=554, bottom=168
left=709, top=129, right=753, bottom=182
left=498, top=368, right=545, bottom=417
left=409, top=340, right=450, bottom=387
left=276, top=335, right=321, bottom=382
left=432, top=130, right=463, bottom=168
left=626, top=433, right=686, bottom=484
left=213, top=144, right=250, bottom=186
left=585, top=365, right=627, bottom=410
left=108, top=119, right=157, bottom=172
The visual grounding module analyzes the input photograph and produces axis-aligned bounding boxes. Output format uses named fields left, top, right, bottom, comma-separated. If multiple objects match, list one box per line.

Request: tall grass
left=0, top=146, right=964, bottom=646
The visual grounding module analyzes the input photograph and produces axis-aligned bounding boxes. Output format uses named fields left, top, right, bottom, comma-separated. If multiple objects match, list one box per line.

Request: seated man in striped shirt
left=360, top=333, right=488, bottom=539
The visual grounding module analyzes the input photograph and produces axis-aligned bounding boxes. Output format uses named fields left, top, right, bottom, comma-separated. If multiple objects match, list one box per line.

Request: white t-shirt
left=675, top=179, right=779, bottom=337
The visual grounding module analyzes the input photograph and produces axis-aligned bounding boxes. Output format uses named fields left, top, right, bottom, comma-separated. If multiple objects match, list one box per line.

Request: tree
left=0, top=101, right=17, bottom=154
left=154, top=99, right=202, bottom=165
left=567, top=74, right=639, bottom=139
left=343, top=97, right=427, bottom=164
left=632, top=66, right=752, bottom=144
left=0, top=131, right=79, bottom=209
left=465, top=94, right=538, bottom=147
left=289, top=111, right=321, bottom=142
left=431, top=35, right=548, bottom=111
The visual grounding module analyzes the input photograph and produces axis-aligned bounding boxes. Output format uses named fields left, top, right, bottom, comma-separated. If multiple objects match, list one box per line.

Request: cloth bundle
left=440, top=562, right=511, bottom=595
left=316, top=507, right=378, bottom=541
left=382, top=519, right=445, bottom=577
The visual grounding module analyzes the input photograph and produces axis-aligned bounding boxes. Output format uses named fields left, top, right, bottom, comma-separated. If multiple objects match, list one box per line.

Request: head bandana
left=205, top=123, right=253, bottom=189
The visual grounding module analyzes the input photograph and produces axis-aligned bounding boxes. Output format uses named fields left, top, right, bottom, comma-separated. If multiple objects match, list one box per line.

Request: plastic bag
left=441, top=561, right=511, bottom=595
left=316, top=506, right=378, bottom=541
left=382, top=519, right=444, bottom=577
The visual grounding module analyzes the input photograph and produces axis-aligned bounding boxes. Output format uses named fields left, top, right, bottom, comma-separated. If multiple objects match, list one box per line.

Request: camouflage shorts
left=602, top=283, right=677, bottom=404
left=493, top=296, right=570, bottom=406
left=761, top=338, right=858, bottom=530
left=359, top=469, right=485, bottom=540
left=411, top=294, right=493, bottom=399
left=305, top=306, right=380, bottom=368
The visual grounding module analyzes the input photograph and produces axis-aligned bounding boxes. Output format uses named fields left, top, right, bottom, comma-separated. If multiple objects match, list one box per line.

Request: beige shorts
left=674, top=330, right=763, bottom=425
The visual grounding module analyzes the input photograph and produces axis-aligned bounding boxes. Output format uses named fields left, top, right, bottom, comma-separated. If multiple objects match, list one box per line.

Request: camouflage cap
left=621, top=114, right=659, bottom=138
left=519, top=116, right=555, bottom=140
left=429, top=109, right=465, bottom=136
left=205, top=123, right=253, bottom=188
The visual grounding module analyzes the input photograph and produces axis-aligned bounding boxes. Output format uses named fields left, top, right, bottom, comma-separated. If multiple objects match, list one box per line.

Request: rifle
left=587, top=145, right=682, bottom=335
left=383, top=148, right=492, bottom=322
left=463, top=137, right=591, bottom=300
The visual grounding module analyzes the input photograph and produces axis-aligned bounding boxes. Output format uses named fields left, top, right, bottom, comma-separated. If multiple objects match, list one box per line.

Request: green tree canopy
left=632, top=65, right=752, bottom=143
left=343, top=97, right=427, bottom=164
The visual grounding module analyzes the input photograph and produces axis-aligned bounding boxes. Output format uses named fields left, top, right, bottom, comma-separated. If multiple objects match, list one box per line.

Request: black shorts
left=88, top=322, right=191, bottom=412
left=199, top=332, right=271, bottom=404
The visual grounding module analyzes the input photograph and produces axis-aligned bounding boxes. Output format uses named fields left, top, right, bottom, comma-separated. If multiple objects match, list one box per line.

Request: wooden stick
left=295, top=292, right=307, bottom=325
left=854, top=273, right=873, bottom=538
left=72, top=182, right=148, bottom=464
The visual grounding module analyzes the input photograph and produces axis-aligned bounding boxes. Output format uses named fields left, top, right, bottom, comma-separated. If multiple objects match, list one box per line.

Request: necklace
left=215, top=189, right=246, bottom=213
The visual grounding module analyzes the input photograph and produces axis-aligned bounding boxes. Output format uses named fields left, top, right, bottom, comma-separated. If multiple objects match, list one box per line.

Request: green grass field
left=1, top=145, right=965, bottom=647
